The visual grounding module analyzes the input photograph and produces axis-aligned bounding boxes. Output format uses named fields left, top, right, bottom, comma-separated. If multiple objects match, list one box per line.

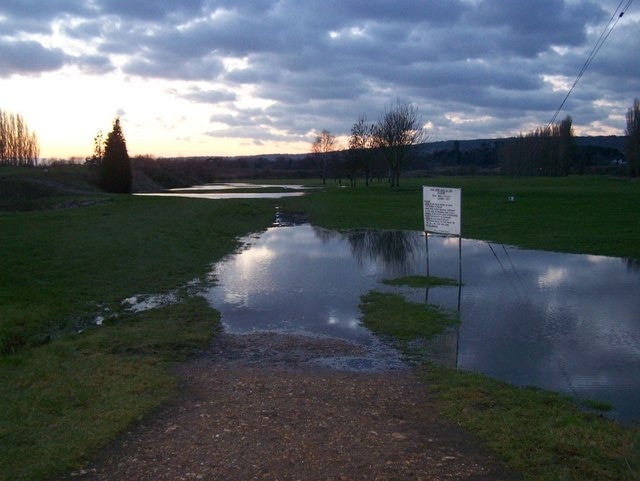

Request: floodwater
left=202, top=224, right=640, bottom=425
left=135, top=183, right=307, bottom=200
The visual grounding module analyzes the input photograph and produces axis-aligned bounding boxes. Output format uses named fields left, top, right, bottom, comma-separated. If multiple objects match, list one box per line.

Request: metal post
left=457, top=235, right=462, bottom=312
left=425, top=232, right=430, bottom=277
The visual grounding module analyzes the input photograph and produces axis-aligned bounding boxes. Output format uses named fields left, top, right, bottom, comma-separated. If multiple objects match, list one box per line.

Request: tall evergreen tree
left=99, top=117, right=131, bottom=193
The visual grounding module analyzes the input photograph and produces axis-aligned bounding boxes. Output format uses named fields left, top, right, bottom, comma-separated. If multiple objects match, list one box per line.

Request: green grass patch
left=0, top=164, right=105, bottom=211
left=0, top=297, right=219, bottom=481
left=0, top=192, right=275, bottom=355
left=358, top=286, right=640, bottom=481
left=581, top=398, right=614, bottom=413
left=0, top=168, right=278, bottom=480
left=359, top=291, right=459, bottom=341
left=424, top=366, right=639, bottom=481
left=281, top=176, right=640, bottom=258
left=382, top=275, right=459, bottom=288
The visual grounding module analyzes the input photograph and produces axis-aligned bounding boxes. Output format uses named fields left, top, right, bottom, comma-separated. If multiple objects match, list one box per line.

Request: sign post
left=423, top=186, right=462, bottom=309
left=423, top=186, right=461, bottom=236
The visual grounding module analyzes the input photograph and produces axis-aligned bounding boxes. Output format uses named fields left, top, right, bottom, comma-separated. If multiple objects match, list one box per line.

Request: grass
left=281, top=176, right=640, bottom=258
left=2, top=167, right=640, bottom=480
left=0, top=166, right=278, bottom=480
left=425, top=367, right=639, bottom=481
left=0, top=297, right=218, bottom=481
left=359, top=290, right=459, bottom=341
left=0, top=192, right=276, bottom=354
left=0, top=164, right=106, bottom=211
left=357, top=283, right=640, bottom=481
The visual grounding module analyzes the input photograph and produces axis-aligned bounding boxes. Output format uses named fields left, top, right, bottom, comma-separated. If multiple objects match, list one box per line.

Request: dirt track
left=61, top=333, right=520, bottom=481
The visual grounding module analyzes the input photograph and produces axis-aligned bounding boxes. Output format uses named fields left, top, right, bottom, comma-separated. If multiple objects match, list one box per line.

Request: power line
left=547, top=0, right=634, bottom=127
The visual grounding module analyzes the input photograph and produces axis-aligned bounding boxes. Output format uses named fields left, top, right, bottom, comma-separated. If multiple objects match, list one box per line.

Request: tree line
left=312, top=97, right=640, bottom=182
left=498, top=116, right=575, bottom=176
left=499, top=98, right=640, bottom=177
left=0, top=109, right=39, bottom=166
left=3, top=96, right=639, bottom=184
left=312, top=100, right=426, bottom=187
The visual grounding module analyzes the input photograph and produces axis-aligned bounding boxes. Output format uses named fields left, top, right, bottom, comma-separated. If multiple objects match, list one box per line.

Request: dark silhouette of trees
left=0, top=109, right=39, bottom=166
left=348, top=115, right=376, bottom=186
left=97, top=118, right=132, bottom=193
left=372, top=101, right=426, bottom=187
left=311, top=129, right=337, bottom=184
left=498, top=115, right=574, bottom=176
left=625, top=98, right=640, bottom=177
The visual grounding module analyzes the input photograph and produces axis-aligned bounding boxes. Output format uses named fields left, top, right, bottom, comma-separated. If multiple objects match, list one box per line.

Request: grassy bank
left=0, top=194, right=275, bottom=354
left=1, top=170, right=276, bottom=480
left=358, top=285, right=639, bottom=481
left=0, top=298, right=217, bottom=481
left=281, top=176, right=640, bottom=258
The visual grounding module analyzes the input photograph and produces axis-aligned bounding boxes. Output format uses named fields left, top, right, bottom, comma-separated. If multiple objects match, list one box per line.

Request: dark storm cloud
left=0, top=39, right=68, bottom=75
left=0, top=0, right=92, bottom=22
left=1, top=0, right=638, bottom=144
left=98, top=0, right=204, bottom=20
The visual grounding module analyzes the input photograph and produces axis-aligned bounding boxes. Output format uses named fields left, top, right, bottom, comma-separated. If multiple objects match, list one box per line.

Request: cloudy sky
left=0, top=0, right=637, bottom=159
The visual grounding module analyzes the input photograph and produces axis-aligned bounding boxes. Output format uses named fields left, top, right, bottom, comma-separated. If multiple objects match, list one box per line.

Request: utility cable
left=548, top=0, right=634, bottom=127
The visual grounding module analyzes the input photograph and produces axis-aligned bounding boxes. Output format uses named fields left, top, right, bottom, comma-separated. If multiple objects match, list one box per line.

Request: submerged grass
left=358, top=286, right=640, bottom=481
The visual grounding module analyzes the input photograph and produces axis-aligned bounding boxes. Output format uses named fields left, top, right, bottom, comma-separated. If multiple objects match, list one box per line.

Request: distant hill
left=414, top=135, right=625, bottom=154
left=129, top=135, right=628, bottom=189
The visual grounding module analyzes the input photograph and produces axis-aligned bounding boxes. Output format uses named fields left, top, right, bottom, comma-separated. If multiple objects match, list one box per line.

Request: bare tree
left=311, top=129, right=337, bottom=184
left=626, top=98, right=640, bottom=177
left=348, top=115, right=375, bottom=186
left=0, top=109, right=39, bottom=166
left=372, top=101, right=426, bottom=187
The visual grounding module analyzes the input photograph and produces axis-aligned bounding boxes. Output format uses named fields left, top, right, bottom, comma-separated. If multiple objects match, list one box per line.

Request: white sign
left=423, top=186, right=461, bottom=235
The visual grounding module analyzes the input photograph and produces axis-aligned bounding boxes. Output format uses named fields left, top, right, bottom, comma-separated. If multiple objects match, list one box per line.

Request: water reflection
left=626, top=257, right=640, bottom=273
left=347, top=229, right=424, bottom=275
left=203, top=224, right=640, bottom=424
left=135, top=191, right=304, bottom=200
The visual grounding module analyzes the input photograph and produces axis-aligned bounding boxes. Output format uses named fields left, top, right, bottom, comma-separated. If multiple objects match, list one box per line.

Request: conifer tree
left=99, top=117, right=131, bottom=193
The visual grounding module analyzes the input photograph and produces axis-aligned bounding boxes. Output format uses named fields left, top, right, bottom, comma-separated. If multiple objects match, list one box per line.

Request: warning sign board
left=423, top=186, right=461, bottom=236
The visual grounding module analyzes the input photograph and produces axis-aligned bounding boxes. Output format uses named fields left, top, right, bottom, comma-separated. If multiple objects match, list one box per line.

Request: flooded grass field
left=204, top=223, right=640, bottom=425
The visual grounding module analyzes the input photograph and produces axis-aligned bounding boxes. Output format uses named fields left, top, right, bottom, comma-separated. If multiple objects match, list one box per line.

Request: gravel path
left=62, top=333, right=520, bottom=481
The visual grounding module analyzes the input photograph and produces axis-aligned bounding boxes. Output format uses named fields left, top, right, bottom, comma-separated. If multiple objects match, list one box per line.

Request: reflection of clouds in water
left=537, top=267, right=568, bottom=288
left=586, top=254, right=611, bottom=264
left=236, top=246, right=275, bottom=271
left=204, top=225, right=640, bottom=424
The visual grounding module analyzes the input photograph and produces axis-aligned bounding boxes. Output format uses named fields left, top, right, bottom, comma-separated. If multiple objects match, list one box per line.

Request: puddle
left=202, top=223, right=640, bottom=425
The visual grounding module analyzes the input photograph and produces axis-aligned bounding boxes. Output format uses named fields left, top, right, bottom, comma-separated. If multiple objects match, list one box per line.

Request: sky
left=0, top=0, right=638, bottom=159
